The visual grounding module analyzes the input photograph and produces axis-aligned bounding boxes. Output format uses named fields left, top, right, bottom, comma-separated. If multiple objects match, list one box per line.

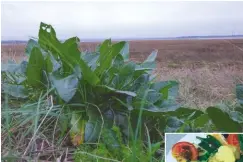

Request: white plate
left=166, top=134, right=208, bottom=162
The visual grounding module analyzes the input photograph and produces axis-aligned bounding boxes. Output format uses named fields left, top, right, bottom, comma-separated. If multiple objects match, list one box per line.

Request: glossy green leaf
left=26, top=47, right=44, bottom=87
left=166, top=107, right=204, bottom=119
left=79, top=58, right=100, bottom=85
left=206, top=107, right=242, bottom=132
left=45, top=55, right=53, bottom=73
left=38, top=22, right=99, bottom=85
left=193, top=114, right=210, bottom=128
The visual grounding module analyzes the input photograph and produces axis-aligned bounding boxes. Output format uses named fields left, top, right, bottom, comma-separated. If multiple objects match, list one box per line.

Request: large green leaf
left=26, top=47, right=44, bottom=87
left=44, top=55, right=53, bottom=73
left=85, top=108, right=102, bottom=142
left=236, top=84, right=243, bottom=105
left=2, top=84, right=28, bottom=98
left=166, top=107, right=204, bottom=119
left=81, top=52, right=99, bottom=71
left=49, top=73, right=79, bottom=102
left=79, top=57, right=100, bottom=85
left=38, top=22, right=99, bottom=85
left=206, top=107, right=242, bottom=132
left=99, top=39, right=112, bottom=55
left=193, top=114, right=211, bottom=128
left=146, top=89, right=162, bottom=104
left=2, top=61, right=28, bottom=84
left=165, top=117, right=184, bottom=132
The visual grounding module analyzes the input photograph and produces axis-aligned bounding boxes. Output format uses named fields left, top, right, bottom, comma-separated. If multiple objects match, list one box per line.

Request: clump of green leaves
left=1, top=22, right=182, bottom=144
left=2, top=22, right=243, bottom=161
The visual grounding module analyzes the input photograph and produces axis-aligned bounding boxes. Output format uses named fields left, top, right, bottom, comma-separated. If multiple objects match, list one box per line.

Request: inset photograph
left=165, top=133, right=243, bottom=162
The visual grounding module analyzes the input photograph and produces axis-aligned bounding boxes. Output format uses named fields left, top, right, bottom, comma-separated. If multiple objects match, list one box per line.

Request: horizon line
left=2, top=34, right=243, bottom=43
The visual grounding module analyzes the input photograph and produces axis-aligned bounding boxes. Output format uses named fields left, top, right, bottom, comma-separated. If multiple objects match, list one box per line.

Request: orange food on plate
left=172, top=141, right=198, bottom=161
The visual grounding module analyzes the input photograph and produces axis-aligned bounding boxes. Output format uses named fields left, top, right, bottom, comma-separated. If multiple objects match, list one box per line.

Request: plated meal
left=169, top=134, right=243, bottom=162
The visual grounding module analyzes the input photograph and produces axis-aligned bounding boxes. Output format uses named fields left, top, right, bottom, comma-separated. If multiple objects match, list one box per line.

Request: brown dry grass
left=2, top=39, right=243, bottom=108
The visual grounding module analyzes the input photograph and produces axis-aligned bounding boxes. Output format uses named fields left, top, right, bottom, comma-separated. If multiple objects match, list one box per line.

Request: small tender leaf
left=206, top=107, right=242, bottom=132
left=96, top=41, right=126, bottom=76
left=70, top=111, right=85, bottom=146
left=151, top=81, right=179, bottom=100
left=25, top=39, right=39, bottom=56
left=119, top=42, right=129, bottom=61
left=144, top=50, right=158, bottom=63
left=134, top=50, right=158, bottom=72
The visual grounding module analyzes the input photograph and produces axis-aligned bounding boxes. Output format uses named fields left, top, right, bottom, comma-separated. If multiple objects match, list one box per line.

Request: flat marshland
left=2, top=39, right=243, bottom=108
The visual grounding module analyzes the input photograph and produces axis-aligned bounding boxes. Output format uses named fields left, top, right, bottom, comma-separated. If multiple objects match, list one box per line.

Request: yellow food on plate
left=208, top=145, right=236, bottom=162
left=228, top=145, right=240, bottom=160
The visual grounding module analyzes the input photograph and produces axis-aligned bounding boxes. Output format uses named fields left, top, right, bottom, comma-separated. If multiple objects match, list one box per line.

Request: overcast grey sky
left=1, top=1, right=243, bottom=40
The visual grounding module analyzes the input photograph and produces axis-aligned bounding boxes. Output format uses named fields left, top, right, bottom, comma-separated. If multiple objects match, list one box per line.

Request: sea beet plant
left=1, top=22, right=243, bottom=160
left=1, top=22, right=183, bottom=143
